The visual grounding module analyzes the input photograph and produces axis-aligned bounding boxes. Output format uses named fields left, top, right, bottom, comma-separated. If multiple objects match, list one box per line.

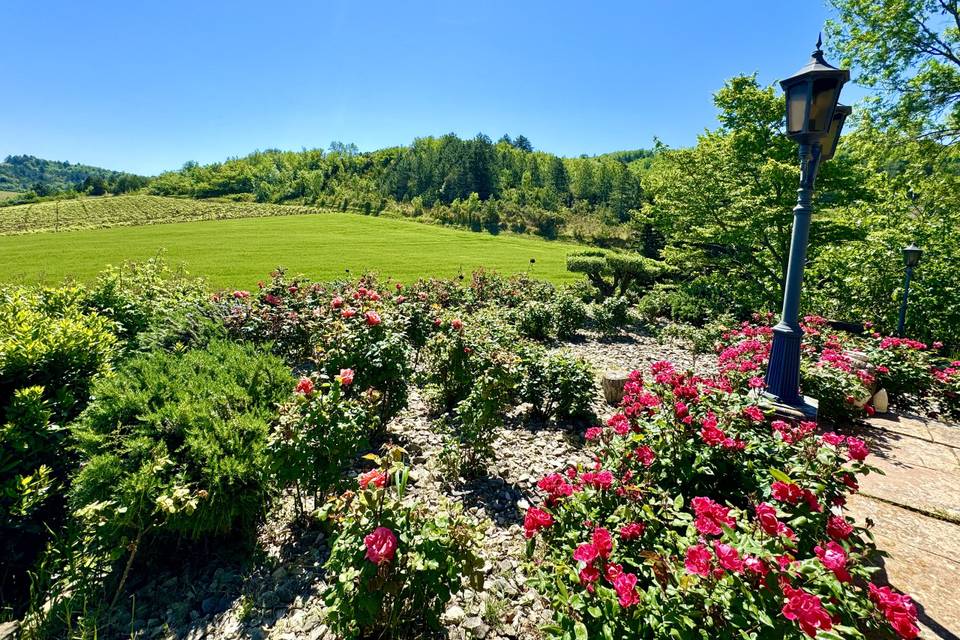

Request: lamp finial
left=816, top=32, right=823, bottom=52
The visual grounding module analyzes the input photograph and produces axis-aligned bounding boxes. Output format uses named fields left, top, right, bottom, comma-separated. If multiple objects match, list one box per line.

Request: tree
left=641, top=75, right=865, bottom=312
left=827, top=0, right=960, bottom=141
left=513, top=135, right=533, bottom=153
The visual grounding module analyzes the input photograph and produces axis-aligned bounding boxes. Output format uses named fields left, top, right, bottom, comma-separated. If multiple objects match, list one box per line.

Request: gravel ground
left=103, top=329, right=701, bottom=640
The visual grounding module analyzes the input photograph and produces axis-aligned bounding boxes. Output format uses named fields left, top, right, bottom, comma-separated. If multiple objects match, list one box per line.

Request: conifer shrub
left=69, top=341, right=292, bottom=550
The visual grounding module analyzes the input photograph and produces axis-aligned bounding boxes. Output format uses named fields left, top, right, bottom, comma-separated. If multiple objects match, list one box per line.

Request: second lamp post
left=764, top=37, right=851, bottom=413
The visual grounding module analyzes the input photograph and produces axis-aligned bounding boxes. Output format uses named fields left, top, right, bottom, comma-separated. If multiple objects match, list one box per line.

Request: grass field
left=0, top=211, right=583, bottom=289
left=0, top=190, right=19, bottom=202
left=0, top=194, right=327, bottom=235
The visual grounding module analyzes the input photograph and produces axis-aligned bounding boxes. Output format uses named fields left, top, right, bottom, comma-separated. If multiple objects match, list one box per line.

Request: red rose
left=342, top=308, right=356, bottom=318
left=713, top=541, right=745, bottom=573
left=691, top=496, right=735, bottom=536
left=359, top=469, right=387, bottom=489
left=684, top=544, right=713, bottom=577
left=821, top=432, right=845, bottom=446
left=755, top=502, right=783, bottom=536
left=826, top=515, right=854, bottom=540
left=573, top=542, right=598, bottom=564
left=815, top=541, right=851, bottom=582
left=613, top=572, right=640, bottom=608
left=584, top=427, right=603, bottom=441
left=365, top=310, right=381, bottom=326
left=591, top=527, right=613, bottom=559
left=771, top=480, right=804, bottom=505
left=619, top=522, right=645, bottom=540
left=451, top=318, right=463, bottom=331
left=846, top=436, right=870, bottom=461
left=781, top=583, right=833, bottom=637
left=634, top=445, right=656, bottom=466
left=364, top=527, right=398, bottom=565
left=523, top=507, right=554, bottom=538
left=743, top=405, right=765, bottom=422
left=295, top=377, right=314, bottom=395
left=331, top=296, right=344, bottom=309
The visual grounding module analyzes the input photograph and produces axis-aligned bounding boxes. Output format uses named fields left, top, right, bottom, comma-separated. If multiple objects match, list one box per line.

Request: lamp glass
left=820, top=105, right=850, bottom=161
left=809, top=78, right=840, bottom=134
left=786, top=83, right=808, bottom=134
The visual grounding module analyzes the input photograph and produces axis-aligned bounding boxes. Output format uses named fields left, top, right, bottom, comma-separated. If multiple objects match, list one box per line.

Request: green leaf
left=574, top=621, right=589, bottom=640
left=768, top=468, right=794, bottom=484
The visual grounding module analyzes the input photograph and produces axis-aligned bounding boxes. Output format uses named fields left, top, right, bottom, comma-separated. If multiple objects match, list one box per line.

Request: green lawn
left=0, top=212, right=583, bottom=289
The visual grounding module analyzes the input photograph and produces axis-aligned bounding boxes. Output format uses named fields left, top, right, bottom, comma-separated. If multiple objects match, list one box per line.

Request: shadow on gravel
left=457, top=475, right=527, bottom=526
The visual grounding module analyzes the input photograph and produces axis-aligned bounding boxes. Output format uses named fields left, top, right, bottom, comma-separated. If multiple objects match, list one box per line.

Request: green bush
left=270, top=376, right=375, bottom=511
left=0, top=288, right=117, bottom=613
left=592, top=296, right=632, bottom=335
left=514, top=300, right=555, bottom=341
left=518, top=348, right=595, bottom=421
left=320, top=449, right=484, bottom=639
left=84, top=255, right=208, bottom=347
left=567, top=250, right=663, bottom=298
left=552, top=290, right=588, bottom=340
left=69, top=341, right=293, bottom=549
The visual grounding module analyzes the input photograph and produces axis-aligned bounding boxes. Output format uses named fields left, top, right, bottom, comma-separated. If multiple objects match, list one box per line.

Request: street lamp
left=764, top=36, right=850, bottom=413
left=896, top=243, right=923, bottom=336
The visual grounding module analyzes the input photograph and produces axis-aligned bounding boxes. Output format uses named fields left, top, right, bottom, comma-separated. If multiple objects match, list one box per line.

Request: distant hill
left=0, top=155, right=139, bottom=193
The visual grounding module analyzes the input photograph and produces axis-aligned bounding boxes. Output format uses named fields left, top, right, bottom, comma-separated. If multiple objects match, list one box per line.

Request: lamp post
left=896, top=243, right=923, bottom=336
left=764, top=36, right=850, bottom=413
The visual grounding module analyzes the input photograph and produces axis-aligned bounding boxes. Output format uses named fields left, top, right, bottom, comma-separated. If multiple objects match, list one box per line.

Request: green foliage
left=592, top=296, right=632, bottom=335
left=517, top=348, right=595, bottom=421
left=0, top=155, right=142, bottom=195
left=552, top=290, right=588, bottom=340
left=271, top=377, right=375, bottom=509
left=84, top=255, right=209, bottom=347
left=69, top=341, right=292, bottom=546
left=0, top=288, right=117, bottom=613
left=826, top=0, right=960, bottom=140
left=513, top=300, right=555, bottom=341
left=320, top=449, right=485, bottom=639
left=566, top=249, right=662, bottom=298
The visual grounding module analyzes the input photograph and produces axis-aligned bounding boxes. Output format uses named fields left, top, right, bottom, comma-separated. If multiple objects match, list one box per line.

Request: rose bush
left=270, top=374, right=376, bottom=513
left=525, top=360, right=919, bottom=640
left=319, top=448, right=485, bottom=639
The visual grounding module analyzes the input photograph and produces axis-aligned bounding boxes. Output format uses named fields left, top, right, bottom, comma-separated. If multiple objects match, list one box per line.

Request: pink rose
left=523, top=507, right=554, bottom=539
left=365, top=310, right=381, bottom=326
left=359, top=469, right=387, bottom=489
left=364, top=527, right=398, bottom=565
left=337, top=368, right=355, bottom=386
left=781, top=584, right=833, bottom=637
left=684, top=544, right=713, bottom=577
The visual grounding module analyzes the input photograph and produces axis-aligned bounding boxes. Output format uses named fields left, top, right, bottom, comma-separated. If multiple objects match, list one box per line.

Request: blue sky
left=2, top=0, right=867, bottom=175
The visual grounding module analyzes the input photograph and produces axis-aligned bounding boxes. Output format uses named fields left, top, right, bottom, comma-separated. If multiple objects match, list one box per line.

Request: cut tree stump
left=602, top=371, right=630, bottom=406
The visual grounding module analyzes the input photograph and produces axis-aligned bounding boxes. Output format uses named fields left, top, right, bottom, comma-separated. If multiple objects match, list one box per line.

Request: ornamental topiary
left=319, top=448, right=485, bottom=639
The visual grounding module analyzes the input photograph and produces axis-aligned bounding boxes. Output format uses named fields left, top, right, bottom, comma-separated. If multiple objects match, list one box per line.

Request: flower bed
left=524, top=360, right=919, bottom=639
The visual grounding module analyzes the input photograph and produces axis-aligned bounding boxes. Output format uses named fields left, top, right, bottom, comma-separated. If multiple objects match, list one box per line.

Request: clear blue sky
left=2, top=0, right=865, bottom=176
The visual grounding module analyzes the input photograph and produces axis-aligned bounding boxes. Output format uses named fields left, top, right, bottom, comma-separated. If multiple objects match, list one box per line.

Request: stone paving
left=843, top=412, right=960, bottom=639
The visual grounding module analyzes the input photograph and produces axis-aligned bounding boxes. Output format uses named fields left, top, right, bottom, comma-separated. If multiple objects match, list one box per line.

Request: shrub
left=525, top=362, right=916, bottom=640
left=313, top=283, right=412, bottom=425
left=270, top=374, right=376, bottom=512
left=439, top=348, right=519, bottom=476
left=933, top=361, right=960, bottom=419
left=84, top=255, right=208, bottom=347
left=320, top=448, right=485, bottom=639
left=592, top=296, right=631, bottom=335
left=514, top=300, right=555, bottom=341
left=518, top=348, right=595, bottom=422
left=552, top=291, right=588, bottom=340
left=69, top=341, right=292, bottom=553
left=862, top=335, right=935, bottom=398
left=0, top=288, right=117, bottom=612
left=567, top=250, right=663, bottom=298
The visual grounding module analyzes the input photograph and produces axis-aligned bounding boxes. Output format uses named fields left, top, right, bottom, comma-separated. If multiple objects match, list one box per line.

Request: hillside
left=0, top=210, right=581, bottom=288
left=0, top=154, right=141, bottom=193
left=0, top=194, right=329, bottom=235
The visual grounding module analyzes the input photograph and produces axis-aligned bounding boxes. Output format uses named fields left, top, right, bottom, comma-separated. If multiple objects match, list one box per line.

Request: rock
left=0, top=621, right=19, bottom=640
left=463, top=616, right=489, bottom=638
left=444, top=604, right=467, bottom=623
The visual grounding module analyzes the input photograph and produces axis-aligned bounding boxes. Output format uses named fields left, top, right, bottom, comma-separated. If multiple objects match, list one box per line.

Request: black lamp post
left=764, top=36, right=850, bottom=413
left=896, top=243, right=923, bottom=336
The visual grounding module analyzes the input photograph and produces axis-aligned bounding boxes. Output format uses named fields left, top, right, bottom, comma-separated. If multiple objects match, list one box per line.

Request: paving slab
left=847, top=494, right=960, bottom=639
